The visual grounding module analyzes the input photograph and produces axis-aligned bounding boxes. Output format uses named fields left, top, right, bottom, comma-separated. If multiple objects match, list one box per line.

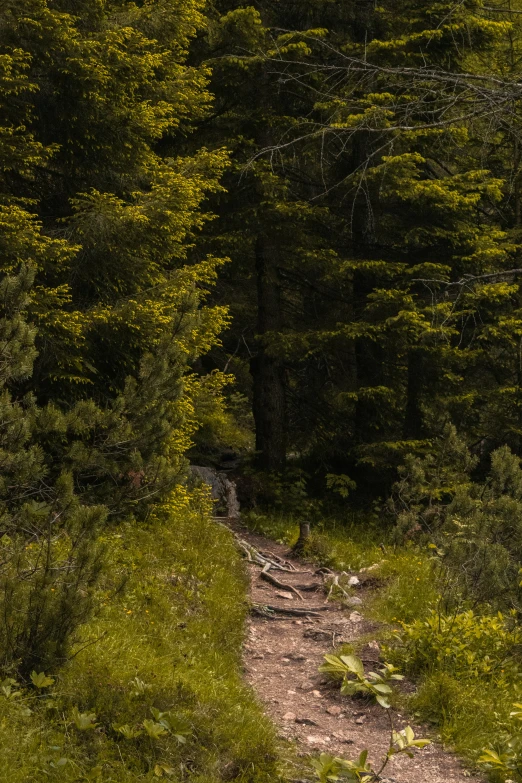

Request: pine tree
left=196, top=0, right=522, bottom=489
left=0, top=0, right=229, bottom=671
left=1, top=0, right=230, bottom=515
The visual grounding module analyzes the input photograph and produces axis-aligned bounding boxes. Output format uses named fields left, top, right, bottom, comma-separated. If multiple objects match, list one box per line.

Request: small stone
left=348, top=576, right=360, bottom=587
left=287, top=689, right=297, bottom=695
left=283, top=712, right=296, bottom=721
left=312, top=690, right=323, bottom=698
left=299, top=680, right=316, bottom=691
left=275, top=591, right=294, bottom=600
left=306, top=736, right=330, bottom=745
left=360, top=563, right=380, bottom=573
left=346, top=596, right=363, bottom=607
left=355, top=715, right=366, bottom=725
left=282, top=657, right=291, bottom=663
left=326, top=705, right=342, bottom=716
left=293, top=619, right=303, bottom=625
left=252, top=653, right=265, bottom=659
left=296, top=717, right=318, bottom=726
left=349, top=611, right=363, bottom=623
left=333, top=731, right=354, bottom=744
left=290, top=653, right=307, bottom=661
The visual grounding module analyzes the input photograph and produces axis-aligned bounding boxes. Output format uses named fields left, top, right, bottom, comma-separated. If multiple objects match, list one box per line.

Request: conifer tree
left=197, top=0, right=522, bottom=487
left=1, top=0, right=229, bottom=514
left=0, top=0, right=229, bottom=671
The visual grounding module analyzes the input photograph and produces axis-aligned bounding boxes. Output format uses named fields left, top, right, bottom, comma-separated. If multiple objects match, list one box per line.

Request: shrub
left=389, top=425, right=522, bottom=611
left=390, top=609, right=522, bottom=681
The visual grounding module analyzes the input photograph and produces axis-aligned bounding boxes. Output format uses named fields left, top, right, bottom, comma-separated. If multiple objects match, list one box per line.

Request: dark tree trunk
left=404, top=348, right=425, bottom=439
left=251, top=233, right=287, bottom=472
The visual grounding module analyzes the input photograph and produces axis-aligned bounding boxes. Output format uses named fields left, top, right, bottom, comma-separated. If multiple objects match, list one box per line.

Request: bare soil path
left=231, top=522, right=484, bottom=783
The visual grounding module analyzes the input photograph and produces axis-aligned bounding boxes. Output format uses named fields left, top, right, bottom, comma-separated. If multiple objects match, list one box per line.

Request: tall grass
left=0, top=495, right=279, bottom=782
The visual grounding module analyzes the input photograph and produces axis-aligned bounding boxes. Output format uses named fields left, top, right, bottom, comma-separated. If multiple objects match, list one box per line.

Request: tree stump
left=293, top=520, right=311, bottom=554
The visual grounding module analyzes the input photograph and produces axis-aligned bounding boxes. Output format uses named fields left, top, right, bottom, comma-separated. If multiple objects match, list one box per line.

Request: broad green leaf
left=143, top=719, right=168, bottom=739
left=30, top=671, right=55, bottom=688
left=71, top=707, right=98, bottom=731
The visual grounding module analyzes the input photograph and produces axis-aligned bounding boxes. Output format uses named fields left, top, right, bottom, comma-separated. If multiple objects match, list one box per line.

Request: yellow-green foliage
left=390, top=610, right=522, bottom=682
left=0, top=493, right=278, bottom=783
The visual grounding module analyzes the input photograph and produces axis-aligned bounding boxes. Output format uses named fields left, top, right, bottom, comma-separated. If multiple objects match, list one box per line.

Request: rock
left=287, top=689, right=297, bottom=695
left=299, top=680, right=316, bottom=691
left=326, top=705, right=342, bottom=716
left=312, top=690, right=323, bottom=698
left=283, top=712, right=297, bottom=721
left=346, top=596, right=363, bottom=607
left=333, top=731, right=354, bottom=744
left=348, top=576, right=360, bottom=587
left=360, top=563, right=381, bottom=573
left=349, top=611, right=363, bottom=623
left=275, top=591, right=294, bottom=600
left=290, top=653, right=307, bottom=661
left=252, top=653, right=265, bottom=659
left=293, top=619, right=303, bottom=625
left=282, top=657, right=291, bottom=663
left=189, top=466, right=240, bottom=519
left=265, top=647, right=274, bottom=654
left=296, top=717, right=318, bottom=726
left=355, top=715, right=366, bottom=725
left=306, top=736, right=330, bottom=745
left=303, top=629, right=332, bottom=641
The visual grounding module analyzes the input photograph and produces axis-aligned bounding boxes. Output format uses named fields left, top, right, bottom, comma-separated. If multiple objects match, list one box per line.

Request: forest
left=3, top=0, right=522, bottom=781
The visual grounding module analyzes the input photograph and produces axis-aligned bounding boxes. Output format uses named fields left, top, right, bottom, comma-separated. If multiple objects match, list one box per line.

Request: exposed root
left=324, top=574, right=351, bottom=603
left=252, top=604, right=329, bottom=617
left=259, top=569, right=304, bottom=600
left=251, top=603, right=323, bottom=618
left=237, top=538, right=307, bottom=573
left=260, top=549, right=298, bottom=571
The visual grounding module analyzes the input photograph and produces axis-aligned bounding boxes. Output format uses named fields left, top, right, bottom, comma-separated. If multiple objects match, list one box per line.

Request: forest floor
left=230, top=522, right=484, bottom=783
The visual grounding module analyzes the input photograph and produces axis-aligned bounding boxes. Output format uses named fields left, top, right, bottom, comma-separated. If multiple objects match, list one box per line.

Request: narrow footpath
left=232, top=523, right=483, bottom=783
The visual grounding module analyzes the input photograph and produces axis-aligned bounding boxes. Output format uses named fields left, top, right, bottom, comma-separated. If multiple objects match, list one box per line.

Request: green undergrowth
left=0, top=493, right=279, bottom=783
left=245, top=511, right=522, bottom=781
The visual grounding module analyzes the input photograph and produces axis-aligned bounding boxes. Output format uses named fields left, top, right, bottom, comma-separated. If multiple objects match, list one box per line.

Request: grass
left=0, top=492, right=280, bottom=783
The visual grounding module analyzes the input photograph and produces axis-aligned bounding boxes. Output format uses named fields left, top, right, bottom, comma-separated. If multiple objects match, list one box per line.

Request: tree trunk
left=251, top=233, right=287, bottom=472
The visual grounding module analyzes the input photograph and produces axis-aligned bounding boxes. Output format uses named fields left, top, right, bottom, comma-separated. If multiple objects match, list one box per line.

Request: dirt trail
left=233, top=523, right=483, bottom=783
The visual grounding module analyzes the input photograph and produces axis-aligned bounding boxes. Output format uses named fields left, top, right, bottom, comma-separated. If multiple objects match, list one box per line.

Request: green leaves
left=311, top=751, right=372, bottom=782
left=479, top=701, right=522, bottom=776
left=389, top=726, right=431, bottom=759
left=30, top=671, right=54, bottom=689
left=143, top=719, right=168, bottom=739
left=320, top=653, right=402, bottom=709
left=142, top=709, right=191, bottom=742
left=71, top=707, right=98, bottom=731
left=113, top=723, right=143, bottom=740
